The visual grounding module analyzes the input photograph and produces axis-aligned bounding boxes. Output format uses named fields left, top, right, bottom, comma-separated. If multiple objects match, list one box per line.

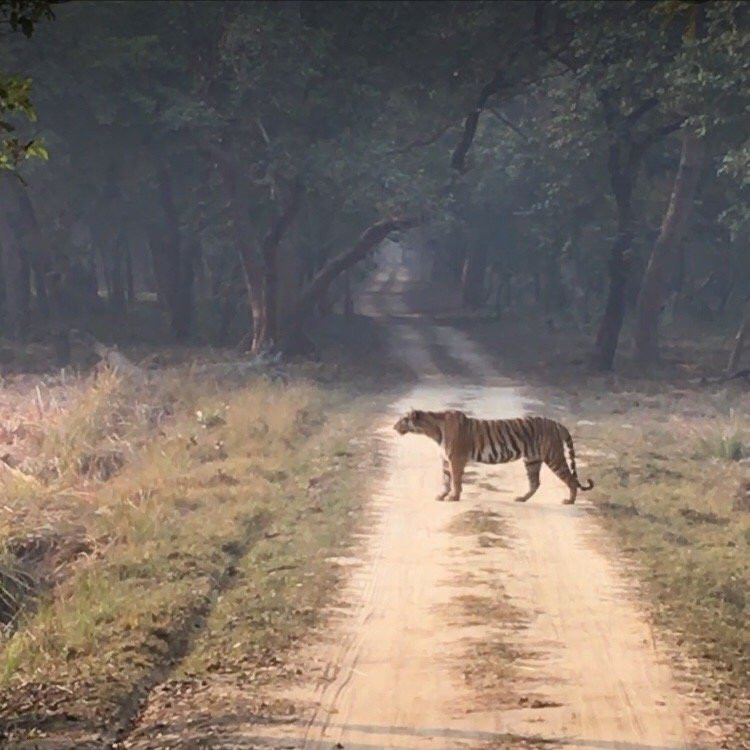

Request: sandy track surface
left=191, top=315, right=705, bottom=750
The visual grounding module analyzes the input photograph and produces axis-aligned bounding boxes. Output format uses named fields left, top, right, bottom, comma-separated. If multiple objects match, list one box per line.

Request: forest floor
left=0, top=267, right=747, bottom=749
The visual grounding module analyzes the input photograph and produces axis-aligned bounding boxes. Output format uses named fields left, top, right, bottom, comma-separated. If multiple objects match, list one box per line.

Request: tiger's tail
left=564, top=432, right=594, bottom=491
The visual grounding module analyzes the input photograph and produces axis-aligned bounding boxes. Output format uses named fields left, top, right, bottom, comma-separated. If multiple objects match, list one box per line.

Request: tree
left=633, top=130, right=704, bottom=363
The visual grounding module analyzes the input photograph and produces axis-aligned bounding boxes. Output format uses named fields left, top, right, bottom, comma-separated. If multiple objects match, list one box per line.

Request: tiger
left=393, top=409, right=593, bottom=504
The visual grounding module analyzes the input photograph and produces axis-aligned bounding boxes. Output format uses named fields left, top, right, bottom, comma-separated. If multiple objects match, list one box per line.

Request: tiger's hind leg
left=436, top=458, right=451, bottom=501
left=546, top=453, right=577, bottom=504
left=515, top=458, right=541, bottom=503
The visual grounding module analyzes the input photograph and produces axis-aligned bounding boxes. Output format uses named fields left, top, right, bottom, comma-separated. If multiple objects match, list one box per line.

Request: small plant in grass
left=697, top=412, right=749, bottom=462
left=195, top=405, right=227, bottom=429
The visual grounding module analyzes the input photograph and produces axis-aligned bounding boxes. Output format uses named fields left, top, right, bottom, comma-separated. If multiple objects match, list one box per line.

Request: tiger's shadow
left=462, top=470, right=511, bottom=494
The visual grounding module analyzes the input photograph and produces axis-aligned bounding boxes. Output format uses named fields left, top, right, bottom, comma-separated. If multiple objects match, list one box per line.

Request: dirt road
left=125, top=270, right=710, bottom=750
left=246, top=317, right=702, bottom=750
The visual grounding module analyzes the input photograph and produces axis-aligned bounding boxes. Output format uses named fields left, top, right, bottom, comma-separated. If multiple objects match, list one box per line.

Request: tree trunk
left=31, top=256, right=49, bottom=318
left=110, top=238, right=126, bottom=316
left=634, top=131, right=704, bottom=364
left=148, top=224, right=169, bottom=311
left=208, top=150, right=268, bottom=353
left=591, top=120, right=637, bottom=371
left=460, top=244, right=488, bottom=310
left=125, top=244, right=135, bottom=305
left=253, top=182, right=303, bottom=353
left=13, top=188, right=50, bottom=319
left=727, top=303, right=750, bottom=375
left=592, top=233, right=634, bottom=371
left=155, top=166, right=193, bottom=341
left=0, top=183, right=28, bottom=340
left=176, top=238, right=196, bottom=339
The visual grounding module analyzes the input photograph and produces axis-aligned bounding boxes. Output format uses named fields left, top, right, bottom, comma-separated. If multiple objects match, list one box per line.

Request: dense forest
left=0, top=0, right=749, bottom=368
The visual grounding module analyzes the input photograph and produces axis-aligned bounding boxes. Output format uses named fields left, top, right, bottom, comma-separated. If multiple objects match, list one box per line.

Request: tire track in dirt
left=103, top=512, right=272, bottom=749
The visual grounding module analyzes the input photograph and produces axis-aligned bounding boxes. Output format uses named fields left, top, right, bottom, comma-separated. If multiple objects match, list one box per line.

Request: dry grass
left=0, top=363, right=382, bottom=745
left=573, top=407, right=750, bottom=744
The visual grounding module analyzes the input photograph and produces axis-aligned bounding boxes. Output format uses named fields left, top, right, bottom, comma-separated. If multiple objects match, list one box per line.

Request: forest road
left=243, top=311, right=709, bottom=750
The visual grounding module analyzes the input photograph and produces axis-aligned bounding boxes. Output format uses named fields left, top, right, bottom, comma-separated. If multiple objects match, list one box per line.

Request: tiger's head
left=393, top=409, right=432, bottom=436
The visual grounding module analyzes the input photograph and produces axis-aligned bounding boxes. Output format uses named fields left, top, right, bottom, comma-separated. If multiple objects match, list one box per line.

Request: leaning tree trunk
left=634, top=131, right=704, bottom=364
left=281, top=216, right=415, bottom=350
left=727, top=302, right=750, bottom=375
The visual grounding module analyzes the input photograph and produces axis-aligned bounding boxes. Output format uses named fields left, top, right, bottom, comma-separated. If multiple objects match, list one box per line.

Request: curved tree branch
left=451, top=69, right=513, bottom=171
left=283, top=215, right=417, bottom=334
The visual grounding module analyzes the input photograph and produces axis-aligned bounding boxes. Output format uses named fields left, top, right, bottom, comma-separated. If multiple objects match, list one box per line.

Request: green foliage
left=0, top=73, right=46, bottom=170
left=0, top=1, right=54, bottom=170
left=1, top=0, right=748, bottom=345
left=0, top=0, right=54, bottom=37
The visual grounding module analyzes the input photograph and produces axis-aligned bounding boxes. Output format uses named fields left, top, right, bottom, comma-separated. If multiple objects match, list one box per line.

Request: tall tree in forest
left=633, top=2, right=707, bottom=364
left=0, top=0, right=53, bottom=340
left=633, top=130, right=704, bottom=363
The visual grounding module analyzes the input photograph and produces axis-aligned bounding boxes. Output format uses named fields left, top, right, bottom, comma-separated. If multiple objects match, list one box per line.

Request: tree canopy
left=0, top=0, right=747, bottom=369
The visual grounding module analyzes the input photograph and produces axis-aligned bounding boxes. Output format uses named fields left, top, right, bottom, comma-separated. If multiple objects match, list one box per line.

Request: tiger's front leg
left=445, top=454, right=467, bottom=502
left=436, top=458, right=451, bottom=501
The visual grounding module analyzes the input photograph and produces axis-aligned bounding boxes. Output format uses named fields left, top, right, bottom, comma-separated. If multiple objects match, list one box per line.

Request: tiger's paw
left=562, top=498, right=575, bottom=505
left=445, top=493, right=460, bottom=502
left=435, top=493, right=447, bottom=502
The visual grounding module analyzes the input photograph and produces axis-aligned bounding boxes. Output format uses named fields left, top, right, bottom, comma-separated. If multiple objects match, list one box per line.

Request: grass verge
left=0, top=365, right=384, bottom=747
